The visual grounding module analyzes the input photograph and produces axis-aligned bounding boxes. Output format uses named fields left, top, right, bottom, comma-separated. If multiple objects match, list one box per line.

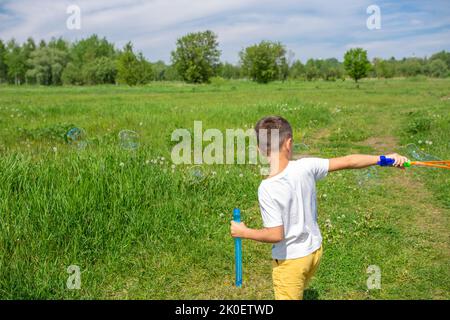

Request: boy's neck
left=268, top=153, right=290, bottom=178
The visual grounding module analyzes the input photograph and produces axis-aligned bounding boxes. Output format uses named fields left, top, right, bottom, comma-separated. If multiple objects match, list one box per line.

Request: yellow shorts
left=272, top=246, right=323, bottom=300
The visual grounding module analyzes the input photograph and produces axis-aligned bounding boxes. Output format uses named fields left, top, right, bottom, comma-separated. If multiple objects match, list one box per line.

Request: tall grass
left=0, top=79, right=449, bottom=299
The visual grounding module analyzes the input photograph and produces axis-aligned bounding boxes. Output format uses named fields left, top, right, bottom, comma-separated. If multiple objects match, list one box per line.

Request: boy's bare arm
left=230, top=221, right=284, bottom=243
left=328, top=153, right=408, bottom=172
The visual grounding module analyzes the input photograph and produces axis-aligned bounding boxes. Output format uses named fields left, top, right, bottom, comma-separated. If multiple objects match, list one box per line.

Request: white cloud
left=0, top=0, right=448, bottom=63
left=346, top=29, right=450, bottom=59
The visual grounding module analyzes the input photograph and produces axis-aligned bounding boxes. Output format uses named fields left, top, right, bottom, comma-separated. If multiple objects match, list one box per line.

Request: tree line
left=0, top=31, right=449, bottom=86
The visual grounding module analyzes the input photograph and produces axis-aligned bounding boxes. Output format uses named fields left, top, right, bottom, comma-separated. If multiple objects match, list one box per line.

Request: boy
left=230, top=116, right=408, bottom=300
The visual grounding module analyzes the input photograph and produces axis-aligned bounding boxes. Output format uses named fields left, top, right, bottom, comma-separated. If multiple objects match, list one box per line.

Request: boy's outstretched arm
left=230, top=221, right=283, bottom=243
left=328, top=153, right=408, bottom=172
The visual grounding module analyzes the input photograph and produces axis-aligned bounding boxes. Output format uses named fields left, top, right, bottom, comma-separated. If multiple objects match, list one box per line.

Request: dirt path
left=308, top=125, right=449, bottom=253
left=356, top=136, right=399, bottom=154
left=364, top=135, right=450, bottom=254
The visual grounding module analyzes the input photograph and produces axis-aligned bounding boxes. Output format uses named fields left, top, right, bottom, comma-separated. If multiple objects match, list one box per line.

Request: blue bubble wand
left=233, top=208, right=243, bottom=288
left=378, top=155, right=450, bottom=169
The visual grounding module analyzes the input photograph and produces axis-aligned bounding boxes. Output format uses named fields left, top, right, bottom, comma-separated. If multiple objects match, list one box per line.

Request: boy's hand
left=230, top=221, right=248, bottom=238
left=386, top=153, right=409, bottom=168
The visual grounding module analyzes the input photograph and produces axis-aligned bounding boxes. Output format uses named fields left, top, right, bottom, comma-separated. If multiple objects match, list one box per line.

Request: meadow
left=0, top=78, right=449, bottom=299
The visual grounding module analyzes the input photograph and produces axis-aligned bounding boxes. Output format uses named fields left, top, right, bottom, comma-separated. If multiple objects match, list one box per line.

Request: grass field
left=0, top=78, right=449, bottom=299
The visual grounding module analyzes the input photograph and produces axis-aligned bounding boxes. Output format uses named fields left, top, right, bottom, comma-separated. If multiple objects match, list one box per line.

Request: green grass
left=0, top=78, right=449, bottom=299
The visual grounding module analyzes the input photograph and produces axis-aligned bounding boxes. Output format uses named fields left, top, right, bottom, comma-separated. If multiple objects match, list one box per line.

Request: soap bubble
left=356, top=166, right=378, bottom=186
left=65, top=127, right=87, bottom=150
left=405, top=143, right=440, bottom=161
left=119, top=130, right=139, bottom=150
left=186, top=165, right=207, bottom=184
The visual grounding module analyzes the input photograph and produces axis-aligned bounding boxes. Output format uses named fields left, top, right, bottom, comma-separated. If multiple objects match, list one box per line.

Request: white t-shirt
left=258, top=158, right=329, bottom=260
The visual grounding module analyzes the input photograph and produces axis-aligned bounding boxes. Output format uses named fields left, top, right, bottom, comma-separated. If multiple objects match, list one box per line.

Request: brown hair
left=255, top=116, right=292, bottom=155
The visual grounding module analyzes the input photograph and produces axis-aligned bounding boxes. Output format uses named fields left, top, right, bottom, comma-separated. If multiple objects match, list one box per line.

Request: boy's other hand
left=386, top=153, right=409, bottom=168
left=230, top=221, right=248, bottom=238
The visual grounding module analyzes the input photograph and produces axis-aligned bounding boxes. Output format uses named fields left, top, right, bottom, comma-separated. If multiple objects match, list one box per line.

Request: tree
left=164, top=64, right=181, bottom=81
left=319, top=58, right=344, bottom=81
left=26, top=47, right=68, bottom=85
left=62, top=62, right=83, bottom=85
left=116, top=42, right=139, bottom=85
left=425, top=59, right=448, bottom=78
left=289, top=60, right=305, bottom=79
left=429, top=50, right=450, bottom=69
left=152, top=60, right=168, bottom=81
left=22, top=37, right=37, bottom=84
left=398, top=57, right=424, bottom=77
left=304, top=59, right=318, bottom=81
left=63, top=35, right=117, bottom=85
left=279, top=57, right=289, bottom=81
left=4, top=39, right=27, bottom=85
left=82, top=57, right=117, bottom=85
left=38, top=40, right=47, bottom=49
left=240, top=41, right=287, bottom=83
left=343, top=48, right=371, bottom=82
left=22, top=37, right=36, bottom=55
left=136, top=52, right=153, bottom=84
left=171, top=30, right=221, bottom=83
left=373, top=58, right=395, bottom=78
left=48, top=37, right=69, bottom=52
left=0, top=40, right=7, bottom=83
left=217, top=62, right=241, bottom=79
left=116, top=42, right=153, bottom=86
left=70, top=35, right=115, bottom=66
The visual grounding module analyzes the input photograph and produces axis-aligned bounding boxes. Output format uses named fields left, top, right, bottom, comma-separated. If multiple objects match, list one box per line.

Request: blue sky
left=0, top=0, right=449, bottom=63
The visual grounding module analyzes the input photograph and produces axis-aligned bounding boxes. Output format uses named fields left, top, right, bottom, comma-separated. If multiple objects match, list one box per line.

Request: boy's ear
left=285, top=137, right=293, bottom=152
